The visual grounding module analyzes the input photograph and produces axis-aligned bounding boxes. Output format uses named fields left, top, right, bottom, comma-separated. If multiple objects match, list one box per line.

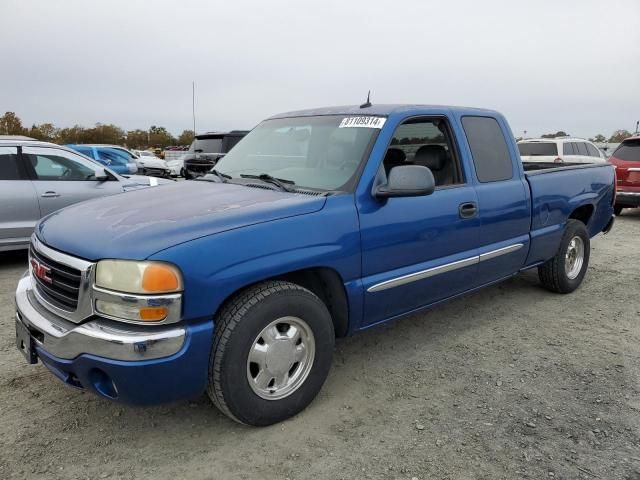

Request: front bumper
left=616, top=191, right=640, bottom=207
left=15, top=274, right=213, bottom=405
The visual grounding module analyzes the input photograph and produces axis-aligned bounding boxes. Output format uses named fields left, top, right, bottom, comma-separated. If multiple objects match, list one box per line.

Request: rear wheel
left=207, top=281, right=335, bottom=426
left=538, top=219, right=590, bottom=293
left=614, top=205, right=624, bottom=216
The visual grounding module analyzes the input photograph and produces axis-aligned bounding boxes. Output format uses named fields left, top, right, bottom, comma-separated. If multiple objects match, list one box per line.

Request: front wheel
left=207, top=281, right=335, bottom=426
left=614, top=205, right=623, bottom=216
left=538, top=219, right=590, bottom=293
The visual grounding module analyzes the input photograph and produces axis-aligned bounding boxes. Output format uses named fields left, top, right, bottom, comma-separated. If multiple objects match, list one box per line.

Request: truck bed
left=522, top=161, right=606, bottom=173
left=523, top=162, right=615, bottom=267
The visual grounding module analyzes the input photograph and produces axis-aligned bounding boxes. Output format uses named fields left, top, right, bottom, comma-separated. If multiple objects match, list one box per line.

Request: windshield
left=517, top=142, right=558, bottom=156
left=212, top=115, right=382, bottom=191
left=98, top=148, right=131, bottom=165
left=189, top=137, right=223, bottom=153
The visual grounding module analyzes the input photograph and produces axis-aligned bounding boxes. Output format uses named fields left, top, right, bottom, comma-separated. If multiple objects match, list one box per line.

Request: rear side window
left=612, top=140, right=640, bottom=161
left=462, top=116, right=513, bottom=182
left=73, top=146, right=94, bottom=159
left=0, top=146, right=22, bottom=180
left=518, top=142, right=558, bottom=156
left=563, top=143, right=575, bottom=155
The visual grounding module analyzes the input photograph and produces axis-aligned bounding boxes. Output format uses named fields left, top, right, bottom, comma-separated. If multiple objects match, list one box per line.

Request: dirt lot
left=0, top=212, right=639, bottom=480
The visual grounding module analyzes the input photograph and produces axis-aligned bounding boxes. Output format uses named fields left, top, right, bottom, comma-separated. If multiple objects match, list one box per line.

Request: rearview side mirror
left=94, top=167, right=110, bottom=181
left=374, top=165, right=435, bottom=198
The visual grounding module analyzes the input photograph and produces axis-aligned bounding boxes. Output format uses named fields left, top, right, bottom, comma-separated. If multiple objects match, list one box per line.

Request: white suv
left=518, top=137, right=606, bottom=164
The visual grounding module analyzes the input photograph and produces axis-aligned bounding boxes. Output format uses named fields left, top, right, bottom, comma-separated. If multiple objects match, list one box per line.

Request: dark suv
left=183, top=131, right=248, bottom=179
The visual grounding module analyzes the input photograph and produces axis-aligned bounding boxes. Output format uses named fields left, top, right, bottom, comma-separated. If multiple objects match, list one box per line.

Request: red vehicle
left=609, top=136, right=640, bottom=215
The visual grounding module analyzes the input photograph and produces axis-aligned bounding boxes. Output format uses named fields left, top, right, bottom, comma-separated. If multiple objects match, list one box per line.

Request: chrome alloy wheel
left=565, top=236, right=585, bottom=280
left=246, top=316, right=315, bottom=400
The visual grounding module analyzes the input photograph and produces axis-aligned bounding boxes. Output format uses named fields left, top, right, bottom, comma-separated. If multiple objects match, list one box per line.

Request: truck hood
left=36, top=181, right=326, bottom=260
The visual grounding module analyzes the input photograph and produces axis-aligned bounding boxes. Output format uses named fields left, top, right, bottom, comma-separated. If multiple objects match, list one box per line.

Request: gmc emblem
left=31, top=258, right=53, bottom=284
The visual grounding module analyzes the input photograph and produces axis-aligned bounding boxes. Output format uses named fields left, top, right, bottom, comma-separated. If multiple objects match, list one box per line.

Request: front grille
left=30, top=246, right=82, bottom=311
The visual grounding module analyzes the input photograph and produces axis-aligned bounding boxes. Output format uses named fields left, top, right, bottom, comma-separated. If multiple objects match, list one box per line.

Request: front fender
left=149, top=195, right=363, bottom=328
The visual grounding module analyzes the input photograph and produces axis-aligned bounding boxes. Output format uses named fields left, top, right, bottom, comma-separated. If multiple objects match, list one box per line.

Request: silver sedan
left=0, top=139, right=171, bottom=252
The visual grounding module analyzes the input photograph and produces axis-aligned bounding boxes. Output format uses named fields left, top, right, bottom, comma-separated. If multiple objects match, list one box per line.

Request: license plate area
left=15, top=316, right=38, bottom=364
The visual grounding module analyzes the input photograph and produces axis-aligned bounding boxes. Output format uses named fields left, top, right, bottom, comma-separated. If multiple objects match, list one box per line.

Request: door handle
left=459, top=202, right=477, bottom=219
left=41, top=191, right=60, bottom=198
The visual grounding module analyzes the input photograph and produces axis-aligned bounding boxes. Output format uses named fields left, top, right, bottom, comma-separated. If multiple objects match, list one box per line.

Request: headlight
left=96, top=260, right=183, bottom=294
left=94, top=260, right=183, bottom=323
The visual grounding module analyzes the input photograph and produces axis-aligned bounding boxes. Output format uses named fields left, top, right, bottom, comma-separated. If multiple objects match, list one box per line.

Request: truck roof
left=268, top=104, right=499, bottom=119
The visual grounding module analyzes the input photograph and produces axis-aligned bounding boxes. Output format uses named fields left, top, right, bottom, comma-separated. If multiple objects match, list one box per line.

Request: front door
left=358, top=117, right=482, bottom=328
left=22, top=146, right=123, bottom=217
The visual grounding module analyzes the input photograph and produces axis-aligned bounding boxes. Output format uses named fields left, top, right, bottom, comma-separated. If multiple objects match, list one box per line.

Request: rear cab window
left=462, top=116, right=513, bottom=182
left=518, top=142, right=558, bottom=156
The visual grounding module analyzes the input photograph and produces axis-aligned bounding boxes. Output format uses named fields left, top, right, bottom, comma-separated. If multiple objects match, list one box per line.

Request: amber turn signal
left=142, top=264, right=181, bottom=293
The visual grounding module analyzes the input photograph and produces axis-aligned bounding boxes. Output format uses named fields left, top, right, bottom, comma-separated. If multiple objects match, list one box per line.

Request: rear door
left=460, top=116, right=531, bottom=285
left=0, top=146, right=40, bottom=249
left=22, top=146, right=124, bottom=217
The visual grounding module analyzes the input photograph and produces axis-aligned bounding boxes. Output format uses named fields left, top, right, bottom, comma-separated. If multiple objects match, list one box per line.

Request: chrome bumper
left=15, top=274, right=186, bottom=361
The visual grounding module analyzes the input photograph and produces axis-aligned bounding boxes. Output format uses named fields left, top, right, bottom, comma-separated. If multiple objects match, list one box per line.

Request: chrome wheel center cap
left=265, top=340, right=296, bottom=374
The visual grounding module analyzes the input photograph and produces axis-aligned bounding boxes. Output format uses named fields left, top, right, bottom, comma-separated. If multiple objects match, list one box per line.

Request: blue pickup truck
left=15, top=104, right=615, bottom=426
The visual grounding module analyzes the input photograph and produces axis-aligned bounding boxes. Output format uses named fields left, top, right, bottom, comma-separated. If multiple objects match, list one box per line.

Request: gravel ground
left=0, top=211, right=639, bottom=480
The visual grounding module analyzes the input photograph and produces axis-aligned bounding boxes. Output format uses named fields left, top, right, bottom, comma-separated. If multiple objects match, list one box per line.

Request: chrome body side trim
left=478, top=243, right=524, bottom=262
left=367, top=256, right=479, bottom=293
left=15, top=274, right=185, bottom=361
left=616, top=191, right=640, bottom=197
left=627, top=168, right=640, bottom=172
left=367, top=243, right=525, bottom=293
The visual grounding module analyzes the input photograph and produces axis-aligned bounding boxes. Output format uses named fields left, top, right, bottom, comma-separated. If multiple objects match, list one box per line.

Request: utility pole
left=192, top=81, right=196, bottom=136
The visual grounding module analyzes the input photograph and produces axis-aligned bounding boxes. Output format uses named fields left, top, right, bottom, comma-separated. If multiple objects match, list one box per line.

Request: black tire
left=538, top=219, right=590, bottom=294
left=207, top=281, right=335, bottom=426
left=614, top=205, right=623, bottom=216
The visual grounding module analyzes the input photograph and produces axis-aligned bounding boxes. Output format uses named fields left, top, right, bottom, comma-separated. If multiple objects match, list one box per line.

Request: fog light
left=96, top=300, right=167, bottom=322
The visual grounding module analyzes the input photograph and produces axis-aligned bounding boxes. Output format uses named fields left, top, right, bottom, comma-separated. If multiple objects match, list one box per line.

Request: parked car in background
left=608, top=136, right=640, bottom=215
left=518, top=137, right=606, bottom=164
left=131, top=149, right=172, bottom=178
left=0, top=139, right=170, bottom=251
left=15, top=104, right=615, bottom=426
left=181, top=130, right=248, bottom=179
left=66, top=144, right=138, bottom=174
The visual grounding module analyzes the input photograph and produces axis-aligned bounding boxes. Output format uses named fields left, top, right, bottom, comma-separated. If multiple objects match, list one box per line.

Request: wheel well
left=569, top=204, right=594, bottom=226
left=274, top=268, right=349, bottom=337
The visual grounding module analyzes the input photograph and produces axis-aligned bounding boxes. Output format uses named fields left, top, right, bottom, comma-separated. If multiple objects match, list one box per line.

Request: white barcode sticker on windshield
left=339, top=116, right=386, bottom=129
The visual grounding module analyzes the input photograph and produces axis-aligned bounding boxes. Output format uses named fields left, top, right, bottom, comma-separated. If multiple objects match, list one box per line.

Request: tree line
left=0, top=112, right=195, bottom=149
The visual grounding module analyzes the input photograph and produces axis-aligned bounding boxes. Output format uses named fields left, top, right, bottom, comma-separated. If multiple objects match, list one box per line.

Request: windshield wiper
left=210, top=169, right=232, bottom=182
left=197, top=169, right=232, bottom=183
left=240, top=173, right=295, bottom=192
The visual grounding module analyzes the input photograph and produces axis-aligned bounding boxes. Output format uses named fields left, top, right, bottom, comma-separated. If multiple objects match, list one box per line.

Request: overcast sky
left=1, top=0, right=638, bottom=139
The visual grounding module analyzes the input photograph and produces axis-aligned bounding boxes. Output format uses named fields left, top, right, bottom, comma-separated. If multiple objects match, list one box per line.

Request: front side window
left=213, top=115, right=381, bottom=191
left=383, top=118, right=462, bottom=187
left=586, top=143, right=601, bottom=158
left=23, top=147, right=97, bottom=181
left=576, top=142, right=589, bottom=156
left=0, top=146, right=22, bottom=180
left=462, top=116, right=513, bottom=182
